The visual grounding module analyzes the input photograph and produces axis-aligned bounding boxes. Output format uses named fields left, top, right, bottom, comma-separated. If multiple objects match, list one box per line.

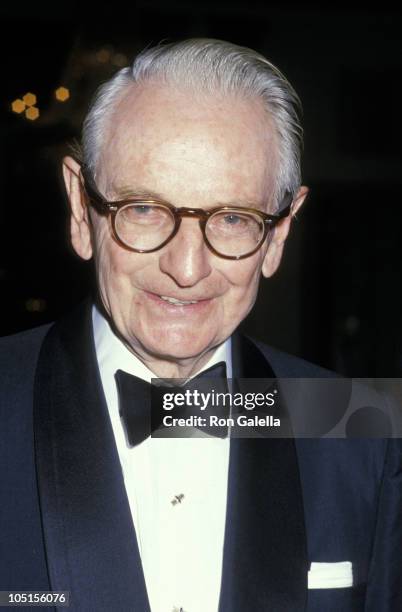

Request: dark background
left=1, top=2, right=401, bottom=376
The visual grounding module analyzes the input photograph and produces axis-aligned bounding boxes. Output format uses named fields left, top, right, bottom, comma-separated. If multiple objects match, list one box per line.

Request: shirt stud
left=171, top=493, right=185, bottom=506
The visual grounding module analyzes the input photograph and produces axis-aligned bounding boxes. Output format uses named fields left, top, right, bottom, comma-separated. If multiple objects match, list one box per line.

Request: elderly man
left=1, top=39, right=401, bottom=612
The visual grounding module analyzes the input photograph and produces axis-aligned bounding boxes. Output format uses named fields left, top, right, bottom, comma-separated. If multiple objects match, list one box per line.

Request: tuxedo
left=0, top=302, right=401, bottom=611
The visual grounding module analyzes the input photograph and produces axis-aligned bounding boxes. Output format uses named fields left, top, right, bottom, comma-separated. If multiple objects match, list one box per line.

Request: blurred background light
left=11, top=98, right=25, bottom=113
left=25, top=106, right=39, bottom=120
left=55, top=86, right=70, bottom=102
left=22, top=92, right=37, bottom=106
left=25, top=298, right=47, bottom=313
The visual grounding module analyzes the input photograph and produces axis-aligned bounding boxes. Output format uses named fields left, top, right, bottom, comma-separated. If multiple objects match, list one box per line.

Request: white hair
left=81, top=38, right=303, bottom=208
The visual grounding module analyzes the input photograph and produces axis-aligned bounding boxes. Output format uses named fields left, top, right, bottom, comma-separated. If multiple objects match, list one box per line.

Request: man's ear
left=262, top=185, right=309, bottom=278
left=62, top=155, right=93, bottom=260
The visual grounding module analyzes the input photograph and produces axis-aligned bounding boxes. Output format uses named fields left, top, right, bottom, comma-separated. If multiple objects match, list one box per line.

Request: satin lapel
left=34, top=303, right=150, bottom=612
left=219, top=334, right=308, bottom=612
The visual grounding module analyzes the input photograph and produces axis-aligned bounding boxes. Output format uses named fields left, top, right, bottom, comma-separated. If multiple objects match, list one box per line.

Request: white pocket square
left=308, top=561, right=353, bottom=589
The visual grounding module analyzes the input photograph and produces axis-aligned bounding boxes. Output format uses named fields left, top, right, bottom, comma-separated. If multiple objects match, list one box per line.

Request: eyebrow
left=112, top=185, right=167, bottom=201
left=112, top=183, right=270, bottom=211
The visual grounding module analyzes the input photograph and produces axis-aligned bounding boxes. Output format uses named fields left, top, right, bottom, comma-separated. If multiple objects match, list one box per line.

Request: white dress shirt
left=92, top=305, right=231, bottom=612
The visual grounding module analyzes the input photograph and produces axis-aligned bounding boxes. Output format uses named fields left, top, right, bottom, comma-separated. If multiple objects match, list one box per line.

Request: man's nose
left=158, top=218, right=212, bottom=287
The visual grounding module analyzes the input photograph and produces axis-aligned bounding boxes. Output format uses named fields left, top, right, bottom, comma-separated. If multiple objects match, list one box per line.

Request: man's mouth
left=145, top=291, right=212, bottom=308
left=159, top=295, right=199, bottom=306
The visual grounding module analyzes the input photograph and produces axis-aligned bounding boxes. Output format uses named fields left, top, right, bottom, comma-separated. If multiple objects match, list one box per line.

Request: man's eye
left=208, top=212, right=260, bottom=238
left=122, top=205, right=158, bottom=220
left=119, top=204, right=171, bottom=227
left=223, top=214, right=242, bottom=225
left=133, top=205, right=153, bottom=214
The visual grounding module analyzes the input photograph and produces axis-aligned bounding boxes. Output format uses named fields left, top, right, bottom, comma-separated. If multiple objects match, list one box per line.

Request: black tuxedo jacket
left=0, top=303, right=401, bottom=611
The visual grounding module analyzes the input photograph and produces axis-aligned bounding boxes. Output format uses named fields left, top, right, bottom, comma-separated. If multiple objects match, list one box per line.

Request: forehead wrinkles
left=98, top=83, right=278, bottom=201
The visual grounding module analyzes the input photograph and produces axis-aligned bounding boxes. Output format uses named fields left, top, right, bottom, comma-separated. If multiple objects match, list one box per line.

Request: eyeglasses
left=80, top=165, right=293, bottom=260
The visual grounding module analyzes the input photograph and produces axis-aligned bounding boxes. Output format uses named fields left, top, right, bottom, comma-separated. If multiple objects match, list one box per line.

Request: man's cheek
left=103, top=243, right=133, bottom=277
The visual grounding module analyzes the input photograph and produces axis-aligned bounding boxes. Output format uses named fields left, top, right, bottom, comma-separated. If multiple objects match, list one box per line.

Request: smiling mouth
left=146, top=291, right=212, bottom=307
left=159, top=295, right=199, bottom=305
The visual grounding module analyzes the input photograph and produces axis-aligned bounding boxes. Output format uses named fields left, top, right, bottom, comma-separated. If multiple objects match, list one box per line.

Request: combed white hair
left=81, top=38, right=303, bottom=208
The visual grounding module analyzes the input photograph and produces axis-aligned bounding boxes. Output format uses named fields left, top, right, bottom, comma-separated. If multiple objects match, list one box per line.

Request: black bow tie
left=115, top=362, right=229, bottom=447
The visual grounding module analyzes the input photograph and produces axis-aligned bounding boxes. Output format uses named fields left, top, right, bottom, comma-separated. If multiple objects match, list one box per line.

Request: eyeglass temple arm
left=80, top=165, right=109, bottom=211
left=278, top=191, right=294, bottom=216
left=264, top=191, right=294, bottom=226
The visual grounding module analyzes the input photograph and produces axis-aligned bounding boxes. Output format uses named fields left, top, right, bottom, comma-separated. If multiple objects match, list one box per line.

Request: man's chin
left=147, top=343, right=212, bottom=364
left=134, top=335, right=220, bottom=367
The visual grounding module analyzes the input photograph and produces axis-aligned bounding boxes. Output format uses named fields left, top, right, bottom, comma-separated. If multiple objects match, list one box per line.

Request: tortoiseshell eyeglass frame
left=80, top=164, right=293, bottom=260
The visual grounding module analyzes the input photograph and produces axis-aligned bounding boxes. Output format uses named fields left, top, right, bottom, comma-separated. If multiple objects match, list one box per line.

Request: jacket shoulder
left=0, top=323, right=52, bottom=358
left=0, top=324, right=52, bottom=394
